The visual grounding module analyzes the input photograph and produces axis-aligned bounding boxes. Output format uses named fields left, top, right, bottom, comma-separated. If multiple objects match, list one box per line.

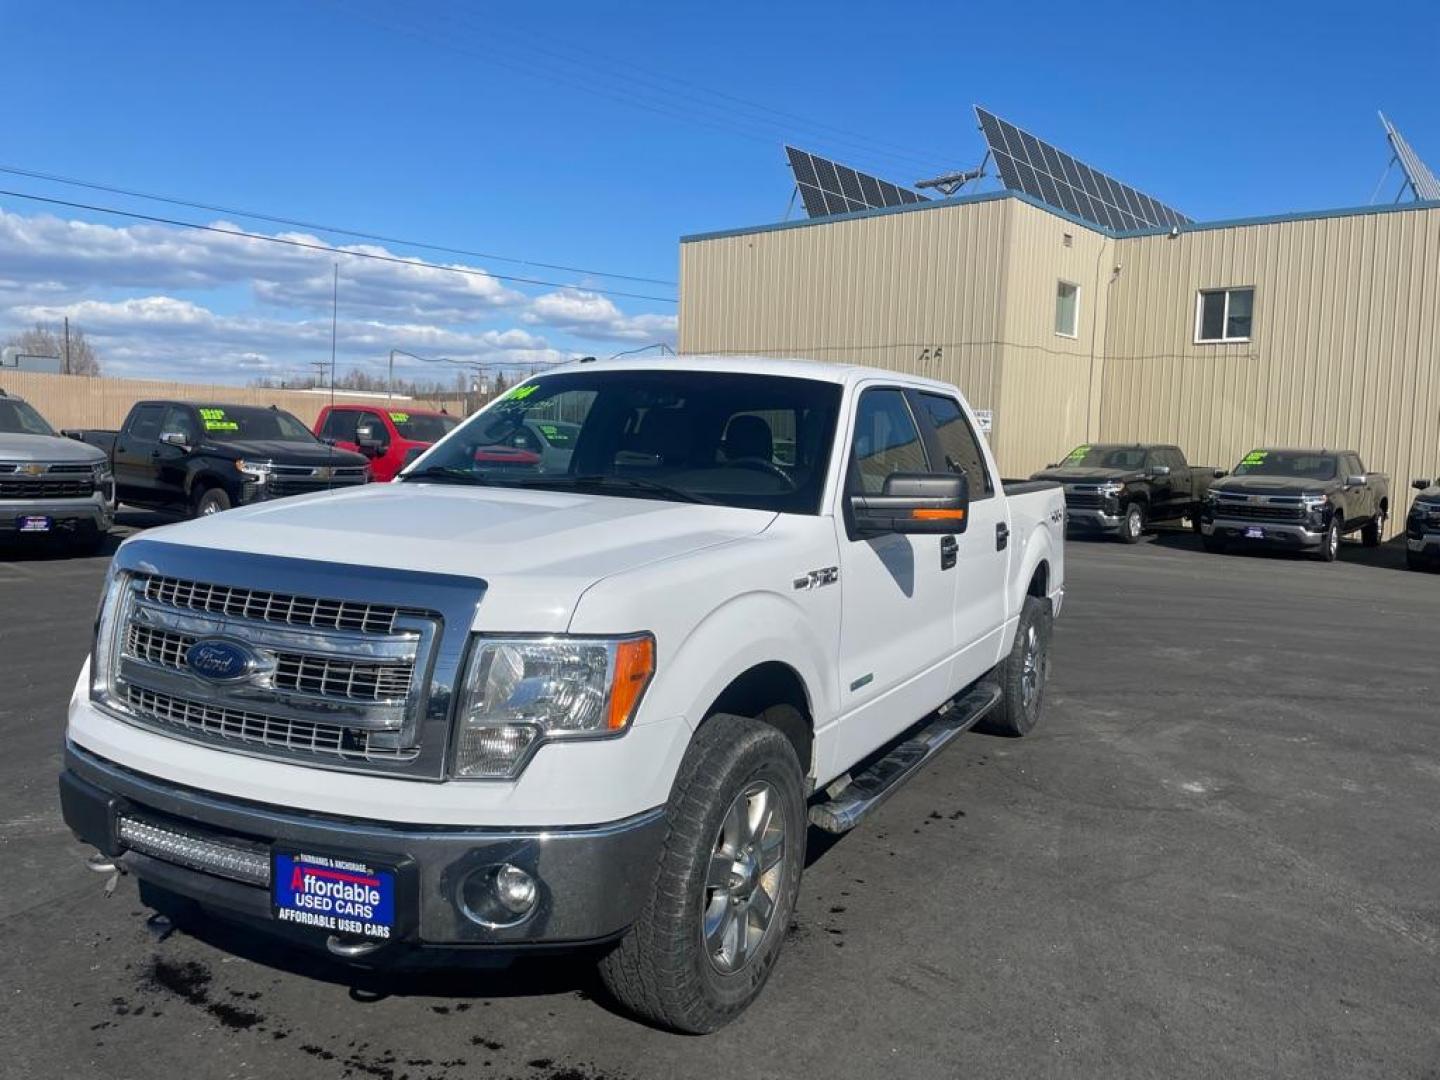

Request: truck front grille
left=124, top=684, right=417, bottom=763
left=0, top=478, right=95, bottom=499
left=125, top=623, right=415, bottom=703
left=1064, top=490, right=1105, bottom=509
left=1215, top=501, right=1306, bottom=522
left=138, top=573, right=400, bottom=634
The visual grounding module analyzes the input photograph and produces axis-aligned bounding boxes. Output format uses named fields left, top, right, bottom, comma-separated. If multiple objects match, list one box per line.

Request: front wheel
left=192, top=486, right=232, bottom=518
left=1315, top=514, right=1341, bottom=562
left=599, top=713, right=806, bottom=1033
left=1118, top=502, right=1146, bottom=544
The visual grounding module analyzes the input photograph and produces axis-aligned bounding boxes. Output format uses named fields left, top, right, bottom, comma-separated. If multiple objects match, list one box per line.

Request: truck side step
left=808, top=680, right=1003, bottom=834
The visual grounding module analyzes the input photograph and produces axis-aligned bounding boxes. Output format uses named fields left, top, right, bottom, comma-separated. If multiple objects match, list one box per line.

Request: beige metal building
left=678, top=190, right=1440, bottom=529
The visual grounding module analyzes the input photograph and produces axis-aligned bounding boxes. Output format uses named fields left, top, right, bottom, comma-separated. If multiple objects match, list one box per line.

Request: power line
left=0, top=162, right=675, bottom=287
left=0, top=188, right=678, bottom=305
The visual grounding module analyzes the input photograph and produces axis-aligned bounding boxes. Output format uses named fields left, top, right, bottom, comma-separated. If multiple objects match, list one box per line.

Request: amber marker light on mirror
left=911, top=508, right=967, bottom=521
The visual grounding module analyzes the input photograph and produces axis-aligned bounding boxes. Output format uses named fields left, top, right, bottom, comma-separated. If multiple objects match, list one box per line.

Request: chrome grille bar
left=139, top=573, right=400, bottom=634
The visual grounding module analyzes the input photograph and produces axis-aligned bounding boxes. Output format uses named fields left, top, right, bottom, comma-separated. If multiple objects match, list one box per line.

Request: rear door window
left=849, top=388, right=929, bottom=495
left=917, top=392, right=994, bottom=498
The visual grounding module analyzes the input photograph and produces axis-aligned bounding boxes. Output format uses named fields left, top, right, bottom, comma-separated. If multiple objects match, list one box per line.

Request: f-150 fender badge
left=1050, top=508, right=1064, bottom=524
left=793, top=566, right=839, bottom=591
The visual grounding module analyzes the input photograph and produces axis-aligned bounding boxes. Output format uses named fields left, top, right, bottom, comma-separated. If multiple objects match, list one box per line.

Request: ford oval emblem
left=184, top=638, right=255, bottom=682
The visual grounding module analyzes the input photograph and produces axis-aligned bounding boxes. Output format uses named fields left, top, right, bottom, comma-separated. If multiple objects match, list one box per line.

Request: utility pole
left=329, top=263, right=338, bottom=410
left=63, top=317, right=71, bottom=375
left=310, top=361, right=329, bottom=388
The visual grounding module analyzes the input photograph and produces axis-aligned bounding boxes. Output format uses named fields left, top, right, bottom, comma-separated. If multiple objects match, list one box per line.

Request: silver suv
left=0, top=390, right=115, bottom=551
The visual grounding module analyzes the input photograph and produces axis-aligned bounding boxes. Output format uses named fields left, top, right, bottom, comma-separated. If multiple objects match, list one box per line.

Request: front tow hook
left=326, top=934, right=385, bottom=960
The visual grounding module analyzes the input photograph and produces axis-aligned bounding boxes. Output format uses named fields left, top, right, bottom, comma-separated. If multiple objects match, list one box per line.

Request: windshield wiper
left=401, top=465, right=487, bottom=485
left=523, top=473, right=713, bottom=505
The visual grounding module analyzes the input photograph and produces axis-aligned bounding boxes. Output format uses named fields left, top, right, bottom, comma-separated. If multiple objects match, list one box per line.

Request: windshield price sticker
left=1241, top=451, right=1267, bottom=466
left=272, top=851, right=396, bottom=941
left=1064, top=445, right=1091, bottom=463
left=199, top=407, right=239, bottom=433
left=389, top=412, right=410, bottom=423
left=505, top=384, right=539, bottom=402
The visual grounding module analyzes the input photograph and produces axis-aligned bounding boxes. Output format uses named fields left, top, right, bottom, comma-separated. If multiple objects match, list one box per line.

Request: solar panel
left=1380, top=112, right=1440, bottom=202
left=974, top=106, right=1191, bottom=232
left=785, top=146, right=929, bottom=218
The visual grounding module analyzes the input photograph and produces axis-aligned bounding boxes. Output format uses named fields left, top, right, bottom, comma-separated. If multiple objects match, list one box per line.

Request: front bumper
left=1065, top=507, right=1122, bottom=532
left=1407, top=530, right=1440, bottom=558
left=0, top=494, right=114, bottom=535
left=1201, top=516, right=1326, bottom=548
left=60, top=743, right=667, bottom=953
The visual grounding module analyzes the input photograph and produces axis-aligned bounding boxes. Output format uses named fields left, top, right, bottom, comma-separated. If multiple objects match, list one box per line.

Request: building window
left=1055, top=280, right=1079, bottom=338
left=1195, top=287, right=1254, bottom=343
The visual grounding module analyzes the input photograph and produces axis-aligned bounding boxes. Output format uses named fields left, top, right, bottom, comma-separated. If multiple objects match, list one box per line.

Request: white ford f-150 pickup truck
left=61, top=356, right=1065, bottom=1032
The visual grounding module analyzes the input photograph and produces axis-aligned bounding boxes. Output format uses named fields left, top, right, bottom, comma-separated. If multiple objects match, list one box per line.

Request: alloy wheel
left=701, top=781, right=785, bottom=974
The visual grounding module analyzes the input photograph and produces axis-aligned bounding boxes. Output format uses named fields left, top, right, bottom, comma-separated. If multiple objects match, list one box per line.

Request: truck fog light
left=459, top=863, right=539, bottom=927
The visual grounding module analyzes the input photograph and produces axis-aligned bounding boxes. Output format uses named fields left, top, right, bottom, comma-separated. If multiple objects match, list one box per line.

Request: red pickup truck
left=315, top=404, right=461, bottom=482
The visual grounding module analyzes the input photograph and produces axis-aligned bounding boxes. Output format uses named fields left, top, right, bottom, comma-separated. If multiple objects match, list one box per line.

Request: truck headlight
left=91, top=461, right=112, bottom=482
left=235, top=459, right=272, bottom=482
left=1097, top=481, right=1124, bottom=497
left=452, top=634, right=655, bottom=779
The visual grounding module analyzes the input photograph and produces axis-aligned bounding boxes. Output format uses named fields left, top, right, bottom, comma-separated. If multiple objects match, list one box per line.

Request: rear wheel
left=979, top=595, right=1051, bottom=738
left=192, top=486, right=232, bottom=518
left=1361, top=510, right=1385, bottom=548
left=599, top=713, right=806, bottom=1033
left=1118, top=502, right=1146, bottom=544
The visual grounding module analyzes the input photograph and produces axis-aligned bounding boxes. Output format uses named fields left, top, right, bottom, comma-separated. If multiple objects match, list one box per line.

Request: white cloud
left=523, top=288, right=678, bottom=343
left=0, top=204, right=677, bottom=382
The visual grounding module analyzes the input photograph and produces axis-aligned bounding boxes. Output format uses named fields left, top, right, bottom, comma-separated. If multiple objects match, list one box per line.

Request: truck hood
left=0, top=432, right=107, bottom=464
left=198, top=439, right=370, bottom=468
left=132, top=482, right=777, bottom=631
left=1030, top=466, right=1142, bottom=484
left=1211, top=476, right=1336, bottom=497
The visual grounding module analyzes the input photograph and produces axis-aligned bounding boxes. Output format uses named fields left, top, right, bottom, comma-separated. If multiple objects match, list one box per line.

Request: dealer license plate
left=272, top=850, right=397, bottom=941
left=1244, top=526, right=1265, bottom=539
left=18, top=516, right=52, bottom=533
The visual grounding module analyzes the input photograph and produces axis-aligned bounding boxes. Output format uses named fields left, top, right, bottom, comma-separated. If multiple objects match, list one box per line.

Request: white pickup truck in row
left=61, top=356, right=1065, bottom=1032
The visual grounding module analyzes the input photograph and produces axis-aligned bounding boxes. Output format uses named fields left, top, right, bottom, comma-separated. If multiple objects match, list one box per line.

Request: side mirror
left=355, top=427, right=388, bottom=453
left=159, top=431, right=190, bottom=450
left=1345, top=474, right=1366, bottom=488
left=1413, top=478, right=1433, bottom=491
left=851, top=472, right=970, bottom=537
left=1148, top=464, right=1171, bottom=477
left=1213, top=468, right=1228, bottom=478
left=1046, top=462, right=1058, bottom=469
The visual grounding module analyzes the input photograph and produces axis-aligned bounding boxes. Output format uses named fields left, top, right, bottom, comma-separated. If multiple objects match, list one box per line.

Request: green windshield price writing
left=389, top=412, right=410, bottom=423
left=1241, top=451, right=1267, bottom=466
left=539, top=424, right=559, bottom=437
left=506, top=385, right=539, bottom=402
left=199, top=407, right=238, bottom=432
left=1064, top=445, right=1090, bottom=463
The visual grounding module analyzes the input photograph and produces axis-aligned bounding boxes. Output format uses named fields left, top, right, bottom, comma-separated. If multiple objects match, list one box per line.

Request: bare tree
left=3, top=323, right=102, bottom=375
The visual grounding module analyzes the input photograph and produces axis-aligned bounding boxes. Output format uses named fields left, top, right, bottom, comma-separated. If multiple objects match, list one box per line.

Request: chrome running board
left=808, top=679, right=1003, bottom=834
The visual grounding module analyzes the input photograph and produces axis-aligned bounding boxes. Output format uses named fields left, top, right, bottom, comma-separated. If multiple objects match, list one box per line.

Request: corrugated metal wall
left=1101, top=206, right=1440, bottom=529
left=678, top=200, right=1013, bottom=417
left=0, top=371, right=452, bottom=430
left=680, top=196, right=1439, bottom=531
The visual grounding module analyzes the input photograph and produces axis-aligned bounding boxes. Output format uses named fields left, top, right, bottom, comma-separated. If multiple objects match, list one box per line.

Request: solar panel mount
left=1379, top=112, right=1440, bottom=202
left=785, top=145, right=929, bottom=219
left=974, top=106, right=1191, bottom=233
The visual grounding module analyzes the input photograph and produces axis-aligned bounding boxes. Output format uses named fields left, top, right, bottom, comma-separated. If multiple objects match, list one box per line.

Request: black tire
left=192, top=486, right=232, bottom=518
left=1202, top=535, right=1227, bottom=554
left=1118, top=501, right=1146, bottom=544
left=1315, top=512, right=1341, bottom=562
left=978, top=595, right=1051, bottom=738
left=599, top=712, right=806, bottom=1034
left=1361, top=510, right=1384, bottom=548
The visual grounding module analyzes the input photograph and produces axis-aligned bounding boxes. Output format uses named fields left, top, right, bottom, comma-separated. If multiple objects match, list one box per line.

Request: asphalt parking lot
left=3, top=520, right=1438, bottom=1080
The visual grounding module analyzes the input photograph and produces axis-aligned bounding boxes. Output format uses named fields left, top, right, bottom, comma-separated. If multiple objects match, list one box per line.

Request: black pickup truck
left=69, top=400, right=370, bottom=517
left=1406, top=477, right=1440, bottom=571
left=1030, top=443, right=1223, bottom=543
left=1199, top=448, right=1390, bottom=562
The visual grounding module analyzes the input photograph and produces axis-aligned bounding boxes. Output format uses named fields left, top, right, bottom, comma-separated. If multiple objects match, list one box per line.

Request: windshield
left=388, top=411, right=458, bottom=442
left=1233, top=450, right=1336, bottom=480
left=0, top=398, right=57, bottom=436
left=198, top=405, right=318, bottom=443
left=406, top=370, right=843, bottom=514
left=1057, top=444, right=1147, bottom=470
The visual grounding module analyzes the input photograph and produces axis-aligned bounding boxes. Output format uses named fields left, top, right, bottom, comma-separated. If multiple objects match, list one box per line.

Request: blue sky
left=1, top=0, right=1436, bottom=385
